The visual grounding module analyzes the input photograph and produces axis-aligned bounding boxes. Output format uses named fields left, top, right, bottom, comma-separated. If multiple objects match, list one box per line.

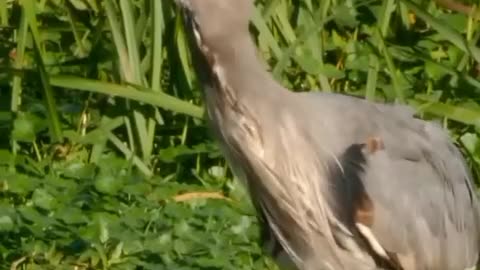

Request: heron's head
left=176, top=0, right=254, bottom=47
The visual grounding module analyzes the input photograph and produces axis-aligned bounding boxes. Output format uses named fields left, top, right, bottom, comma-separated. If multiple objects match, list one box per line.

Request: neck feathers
left=193, top=30, right=286, bottom=106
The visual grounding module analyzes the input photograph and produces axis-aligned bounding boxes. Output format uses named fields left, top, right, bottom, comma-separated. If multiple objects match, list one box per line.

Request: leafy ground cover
left=0, top=0, right=480, bottom=269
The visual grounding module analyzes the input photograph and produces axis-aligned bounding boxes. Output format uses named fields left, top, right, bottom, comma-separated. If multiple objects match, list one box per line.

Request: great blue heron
left=175, top=0, right=480, bottom=269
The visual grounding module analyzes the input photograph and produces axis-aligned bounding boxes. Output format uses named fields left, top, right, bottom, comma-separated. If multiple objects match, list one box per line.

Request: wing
left=309, top=93, right=480, bottom=269
left=357, top=112, right=480, bottom=270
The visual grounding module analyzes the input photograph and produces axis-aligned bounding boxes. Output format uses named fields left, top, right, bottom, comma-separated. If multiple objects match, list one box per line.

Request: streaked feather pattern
left=176, top=0, right=480, bottom=269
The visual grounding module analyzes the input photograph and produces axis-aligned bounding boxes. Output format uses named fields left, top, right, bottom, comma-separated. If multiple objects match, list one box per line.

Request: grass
left=0, top=0, right=480, bottom=269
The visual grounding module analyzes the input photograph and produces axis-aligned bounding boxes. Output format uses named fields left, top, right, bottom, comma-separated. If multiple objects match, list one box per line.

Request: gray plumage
left=175, top=0, right=480, bottom=269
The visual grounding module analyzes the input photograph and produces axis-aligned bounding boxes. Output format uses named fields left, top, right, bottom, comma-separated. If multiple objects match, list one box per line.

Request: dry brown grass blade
left=434, top=0, right=475, bottom=15
left=10, top=256, right=26, bottom=270
left=173, top=191, right=232, bottom=202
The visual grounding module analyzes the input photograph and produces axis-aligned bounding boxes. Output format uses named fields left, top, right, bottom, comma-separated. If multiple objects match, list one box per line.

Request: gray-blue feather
left=175, top=0, right=480, bottom=269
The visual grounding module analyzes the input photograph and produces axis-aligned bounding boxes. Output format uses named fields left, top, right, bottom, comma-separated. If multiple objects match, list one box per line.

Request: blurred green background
left=0, top=0, right=479, bottom=269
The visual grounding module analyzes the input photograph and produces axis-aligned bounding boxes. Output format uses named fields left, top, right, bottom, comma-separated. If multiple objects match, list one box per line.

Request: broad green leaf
left=32, top=188, right=58, bottom=210
left=0, top=216, right=14, bottom=232
left=95, top=172, right=124, bottom=195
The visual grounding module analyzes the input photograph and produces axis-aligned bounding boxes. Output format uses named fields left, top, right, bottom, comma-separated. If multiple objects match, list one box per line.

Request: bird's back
left=262, top=91, right=480, bottom=269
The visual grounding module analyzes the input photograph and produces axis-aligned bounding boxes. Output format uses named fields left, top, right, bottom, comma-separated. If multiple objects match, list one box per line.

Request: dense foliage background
left=0, top=0, right=479, bottom=269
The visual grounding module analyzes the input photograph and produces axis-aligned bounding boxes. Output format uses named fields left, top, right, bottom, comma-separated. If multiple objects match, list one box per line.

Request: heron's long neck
left=201, top=33, right=287, bottom=106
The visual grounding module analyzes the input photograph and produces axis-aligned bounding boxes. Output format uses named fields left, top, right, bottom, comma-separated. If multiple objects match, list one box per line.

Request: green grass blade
left=105, top=0, right=131, bottom=81
left=120, top=0, right=142, bottom=84
left=31, top=40, right=63, bottom=142
left=108, top=132, right=152, bottom=177
left=251, top=6, right=282, bottom=59
left=401, top=0, right=480, bottom=63
left=9, top=2, right=29, bottom=164
left=133, top=110, right=151, bottom=162
left=377, top=29, right=405, bottom=103
left=365, top=55, right=379, bottom=101
left=273, top=1, right=296, bottom=44
left=151, top=0, right=165, bottom=91
left=49, top=76, right=204, bottom=119
left=365, top=0, right=395, bottom=101
left=79, top=116, right=124, bottom=144
left=175, top=13, right=195, bottom=90
left=398, top=3, right=411, bottom=31
left=23, top=1, right=62, bottom=142
left=88, top=117, right=124, bottom=164
left=0, top=0, right=7, bottom=26
left=407, top=48, right=480, bottom=91
left=11, top=7, right=28, bottom=113
left=315, top=0, right=333, bottom=92
left=66, top=6, right=87, bottom=57
left=22, top=0, right=44, bottom=55
left=409, top=98, right=480, bottom=128
left=123, top=115, right=136, bottom=156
